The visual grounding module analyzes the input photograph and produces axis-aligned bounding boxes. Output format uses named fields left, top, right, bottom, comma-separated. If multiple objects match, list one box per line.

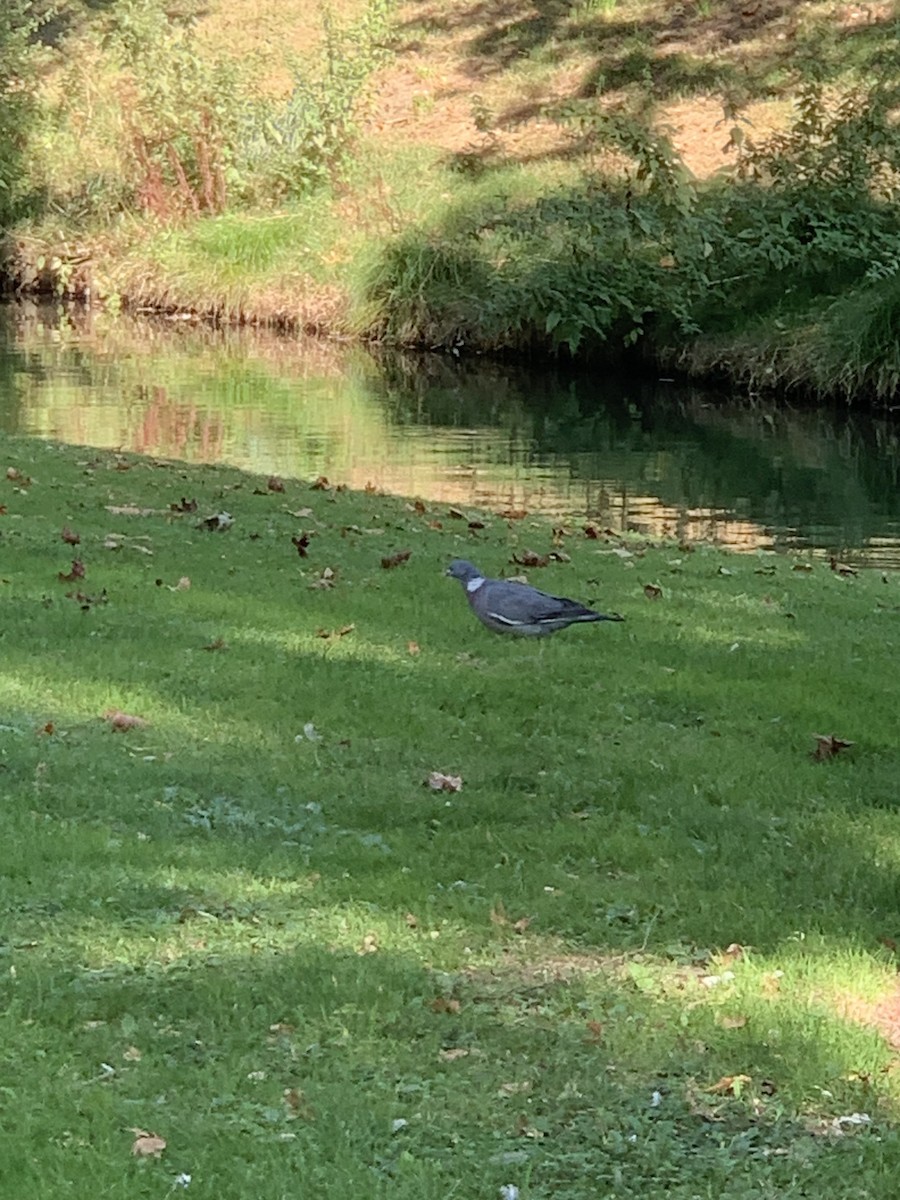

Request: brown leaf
left=812, top=733, right=855, bottom=761
left=438, top=1047, right=469, bottom=1061
left=468, top=520, right=486, bottom=532
left=447, top=507, right=466, bottom=519
left=512, top=916, right=531, bottom=934
left=426, top=771, right=462, bottom=792
left=718, top=1014, right=749, bottom=1030
left=169, top=497, right=197, bottom=513
left=309, top=567, right=335, bottom=590
left=382, top=549, right=412, bottom=569
left=199, top=511, right=233, bottom=532
left=407, top=641, right=421, bottom=656
left=792, top=562, right=814, bottom=572
left=66, top=589, right=107, bottom=610
left=358, top=932, right=379, bottom=955
left=283, top=1087, right=314, bottom=1118
left=267, top=475, right=285, bottom=493
left=413, top=500, right=427, bottom=515
left=431, top=996, right=461, bottom=1014
left=315, top=624, right=355, bottom=640
left=643, top=583, right=663, bottom=600
left=130, top=1131, right=166, bottom=1157
left=585, top=1020, right=604, bottom=1044
left=61, top=526, right=81, bottom=545
left=404, top=912, right=419, bottom=928
left=58, top=559, right=86, bottom=584
left=500, top=508, right=528, bottom=520
left=490, top=901, right=508, bottom=926
left=292, top=533, right=311, bottom=557
left=38, top=721, right=55, bottom=736
left=511, top=550, right=549, bottom=568
left=310, top=475, right=331, bottom=490
left=830, top=556, right=858, bottom=577
left=202, top=637, right=228, bottom=651
left=583, top=523, right=602, bottom=539
left=6, top=466, right=31, bottom=486
left=104, top=709, right=149, bottom=732
left=123, top=1045, right=142, bottom=1062
left=707, top=1073, right=752, bottom=1096
left=427, top=520, right=443, bottom=531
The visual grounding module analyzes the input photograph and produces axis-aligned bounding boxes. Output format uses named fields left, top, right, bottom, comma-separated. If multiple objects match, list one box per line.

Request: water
left=2, top=303, right=899, bottom=567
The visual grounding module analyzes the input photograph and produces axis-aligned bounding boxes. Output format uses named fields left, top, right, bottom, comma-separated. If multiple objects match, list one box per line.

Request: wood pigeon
left=446, top=559, right=624, bottom=637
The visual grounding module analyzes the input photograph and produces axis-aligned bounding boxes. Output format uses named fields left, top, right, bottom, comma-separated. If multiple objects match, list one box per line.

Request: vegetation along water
left=0, top=0, right=899, bottom=400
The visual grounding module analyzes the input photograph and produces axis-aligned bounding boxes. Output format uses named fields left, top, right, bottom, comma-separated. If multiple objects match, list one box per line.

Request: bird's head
left=445, top=559, right=481, bottom=583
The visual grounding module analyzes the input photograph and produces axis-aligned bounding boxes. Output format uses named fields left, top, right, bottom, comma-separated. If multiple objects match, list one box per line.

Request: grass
left=2, top=433, right=900, bottom=1196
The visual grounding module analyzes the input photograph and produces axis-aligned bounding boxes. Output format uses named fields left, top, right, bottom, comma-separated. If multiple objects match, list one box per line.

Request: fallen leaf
left=382, top=549, right=412, bottom=569
left=585, top=1020, right=604, bottom=1044
left=38, top=722, right=55, bottom=735
left=169, top=497, right=197, bottom=513
left=468, top=520, right=485, bottom=531
left=198, top=511, right=233, bottom=532
left=500, top=508, right=528, bottom=520
left=707, top=1073, right=752, bottom=1096
left=315, top=624, right=355, bottom=640
left=123, top=1045, right=142, bottom=1062
left=448, top=507, right=466, bottom=519
left=438, top=1047, right=469, bottom=1061
left=292, top=533, right=311, bottom=557
left=283, top=1087, right=314, bottom=1118
left=310, top=475, right=331, bottom=490
left=643, top=583, right=663, bottom=599
left=426, top=771, right=462, bottom=792
left=830, top=556, right=858, bottom=577
left=105, top=504, right=157, bottom=516
left=407, top=641, right=420, bottom=656
left=66, top=589, right=107, bottom=610
left=104, top=710, right=149, bottom=732
left=130, top=1130, right=166, bottom=1157
left=61, top=526, right=80, bottom=545
left=812, top=733, right=855, bottom=761
left=511, top=550, right=549, bottom=568
left=583, top=523, right=602, bottom=539
left=267, top=475, right=285, bottom=493
left=404, top=912, right=419, bottom=928
left=427, top=520, right=443, bottom=531
left=413, top=500, right=427, bottom=515
left=490, top=901, right=508, bottom=926
left=309, top=567, right=335, bottom=590
left=431, top=996, right=461, bottom=1014
left=512, top=916, right=531, bottom=934
left=202, top=637, right=228, bottom=651
left=718, top=1014, right=749, bottom=1029
left=792, top=562, right=814, bottom=572
left=6, top=466, right=31, bottom=486
left=358, top=933, right=379, bottom=954
left=58, top=559, right=86, bottom=583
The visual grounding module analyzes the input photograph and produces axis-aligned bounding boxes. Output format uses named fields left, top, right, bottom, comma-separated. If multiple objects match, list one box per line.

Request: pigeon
left=445, top=559, right=624, bottom=637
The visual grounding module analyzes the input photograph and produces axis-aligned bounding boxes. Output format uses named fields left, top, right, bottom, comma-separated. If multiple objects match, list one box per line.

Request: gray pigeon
left=446, top=559, right=624, bottom=637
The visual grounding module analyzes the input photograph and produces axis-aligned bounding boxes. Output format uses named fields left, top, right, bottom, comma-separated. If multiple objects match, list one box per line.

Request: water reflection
left=1, top=303, right=898, bottom=566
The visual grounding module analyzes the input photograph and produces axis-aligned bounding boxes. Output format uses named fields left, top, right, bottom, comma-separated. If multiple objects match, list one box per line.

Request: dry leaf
left=448, top=507, right=466, bottom=519
left=431, top=996, right=461, bottom=1014
left=130, top=1130, right=166, bottom=1157
left=309, top=567, right=335, bottom=590
left=583, top=523, right=602, bottom=539
left=511, top=550, right=549, bottom=568
left=315, top=624, right=355, bottom=640
left=61, top=526, right=80, bottom=545
left=426, top=771, right=462, bottom=792
left=202, top=637, right=228, bottom=651
left=643, top=583, right=663, bottom=599
left=358, top=933, right=379, bottom=954
left=407, top=641, right=421, bottom=656
left=812, top=733, right=855, bottom=761
left=404, top=912, right=419, bottom=928
left=427, top=520, right=443, bottom=531
left=500, top=508, right=528, bottom=520
left=169, top=497, right=197, bottom=513
left=310, top=475, right=331, bottom=490
left=123, top=1045, right=142, bottom=1061
left=830, top=556, right=858, bottom=577
left=6, top=466, right=31, bottom=486
left=267, top=475, right=285, bottom=493
left=198, top=511, right=233, bottom=532
left=438, top=1047, right=469, bottom=1061
left=468, top=520, right=485, bottom=531
left=66, top=589, right=107, bottom=610
left=381, top=549, right=412, bottom=569
left=707, top=1074, right=751, bottom=1096
left=718, top=1014, right=748, bottom=1030
left=292, top=533, right=311, bottom=557
left=792, top=562, right=814, bottom=572
left=512, top=916, right=531, bottom=934
left=413, top=500, right=426, bottom=515
left=58, top=559, right=85, bottom=584
left=104, top=709, right=149, bottom=732
left=585, top=1020, right=604, bottom=1044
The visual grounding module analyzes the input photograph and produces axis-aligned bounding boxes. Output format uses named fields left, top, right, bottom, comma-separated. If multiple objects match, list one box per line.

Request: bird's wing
left=480, top=580, right=591, bottom=624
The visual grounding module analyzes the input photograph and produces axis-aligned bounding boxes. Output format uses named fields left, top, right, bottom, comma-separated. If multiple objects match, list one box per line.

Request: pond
left=1, top=303, right=899, bottom=568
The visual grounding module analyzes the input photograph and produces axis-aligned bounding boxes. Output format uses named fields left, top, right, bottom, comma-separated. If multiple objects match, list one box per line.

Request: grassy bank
left=2, top=434, right=900, bottom=1196
left=2, top=0, right=900, bottom=400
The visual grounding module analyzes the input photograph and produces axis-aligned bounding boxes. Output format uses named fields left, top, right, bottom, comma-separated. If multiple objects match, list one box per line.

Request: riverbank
left=1, top=0, right=899, bottom=404
left=2, top=432, right=900, bottom=1196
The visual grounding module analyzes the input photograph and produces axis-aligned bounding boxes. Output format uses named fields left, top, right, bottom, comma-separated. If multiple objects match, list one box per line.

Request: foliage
left=0, top=1, right=45, bottom=227
left=235, top=0, right=394, bottom=204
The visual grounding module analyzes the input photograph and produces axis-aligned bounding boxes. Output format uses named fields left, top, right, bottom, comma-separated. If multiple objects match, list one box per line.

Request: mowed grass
left=2, top=433, right=900, bottom=1197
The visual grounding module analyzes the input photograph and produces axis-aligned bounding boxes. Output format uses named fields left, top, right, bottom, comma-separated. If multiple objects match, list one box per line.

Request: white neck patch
left=466, top=577, right=485, bottom=593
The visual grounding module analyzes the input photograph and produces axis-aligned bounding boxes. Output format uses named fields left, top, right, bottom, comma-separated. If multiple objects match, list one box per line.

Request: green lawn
left=2, top=434, right=899, bottom=1197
